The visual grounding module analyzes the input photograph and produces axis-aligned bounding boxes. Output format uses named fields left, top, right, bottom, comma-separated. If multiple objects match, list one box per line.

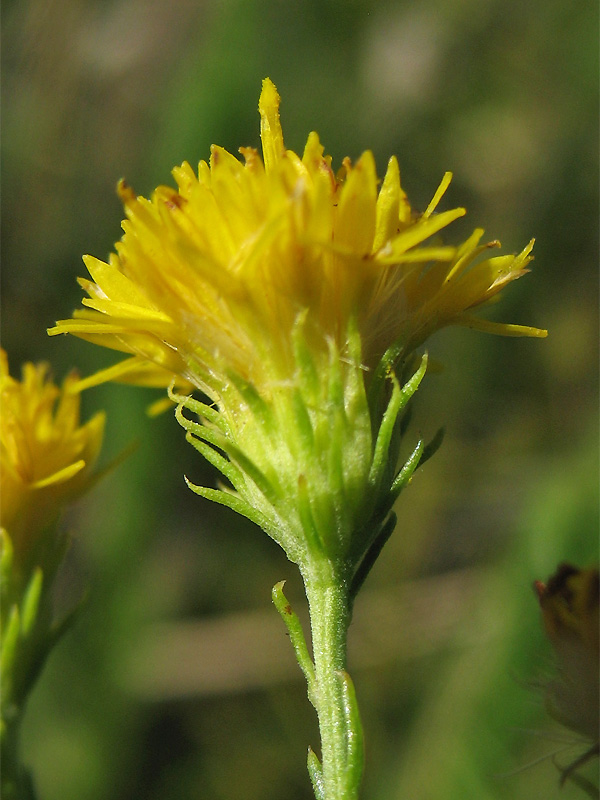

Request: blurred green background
left=2, top=0, right=598, bottom=798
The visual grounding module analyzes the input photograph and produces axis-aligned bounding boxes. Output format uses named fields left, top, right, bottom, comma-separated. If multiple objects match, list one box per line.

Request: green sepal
left=183, top=427, right=279, bottom=512
left=344, top=319, right=371, bottom=426
left=325, top=405, right=345, bottom=535
left=47, top=591, right=87, bottom=652
left=389, top=437, right=425, bottom=499
left=169, top=386, right=227, bottom=431
left=326, top=336, right=344, bottom=409
left=368, top=353, right=428, bottom=494
left=349, top=427, right=441, bottom=598
left=178, top=407, right=273, bottom=500
left=417, top=426, right=445, bottom=468
left=20, top=569, right=43, bottom=639
left=325, top=400, right=345, bottom=486
left=307, top=747, right=325, bottom=800
left=183, top=437, right=306, bottom=562
left=400, top=351, right=428, bottom=400
left=296, top=475, right=326, bottom=558
left=1, top=605, right=20, bottom=692
left=184, top=479, right=276, bottom=533
left=214, top=437, right=276, bottom=505
left=389, top=426, right=443, bottom=503
left=1, top=532, right=14, bottom=630
left=367, top=339, right=405, bottom=414
left=555, top=744, right=600, bottom=797
left=349, top=512, right=397, bottom=601
left=1, top=530, right=14, bottom=587
left=184, top=431, right=245, bottom=490
left=291, top=311, right=320, bottom=398
left=175, top=404, right=228, bottom=447
left=368, top=370, right=402, bottom=490
left=562, top=771, right=599, bottom=799
left=226, top=371, right=274, bottom=434
left=290, top=387, right=316, bottom=460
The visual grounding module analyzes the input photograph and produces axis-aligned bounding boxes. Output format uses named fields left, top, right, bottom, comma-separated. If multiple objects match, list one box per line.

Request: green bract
left=175, top=321, right=433, bottom=582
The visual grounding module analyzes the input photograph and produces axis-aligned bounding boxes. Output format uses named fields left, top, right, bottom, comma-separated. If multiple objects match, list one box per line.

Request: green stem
left=302, top=561, right=364, bottom=800
left=1, top=707, right=36, bottom=800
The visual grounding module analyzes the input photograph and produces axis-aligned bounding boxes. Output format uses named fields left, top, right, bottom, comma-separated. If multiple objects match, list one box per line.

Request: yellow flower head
left=48, top=80, right=546, bottom=570
left=49, top=78, right=545, bottom=403
left=1, top=350, right=105, bottom=563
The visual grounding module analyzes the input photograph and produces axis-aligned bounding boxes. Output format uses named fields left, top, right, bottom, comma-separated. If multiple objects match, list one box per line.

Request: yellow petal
left=374, top=156, right=401, bottom=252
left=335, top=151, right=377, bottom=255
left=259, top=78, right=285, bottom=173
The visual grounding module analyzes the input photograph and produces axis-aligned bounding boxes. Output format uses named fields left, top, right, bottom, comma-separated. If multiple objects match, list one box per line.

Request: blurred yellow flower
left=535, top=564, right=599, bottom=785
left=535, top=564, right=599, bottom=740
left=0, top=350, right=105, bottom=563
left=49, top=78, right=546, bottom=403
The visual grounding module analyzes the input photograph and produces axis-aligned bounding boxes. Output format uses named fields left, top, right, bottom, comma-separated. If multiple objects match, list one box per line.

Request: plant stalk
left=302, top=560, right=363, bottom=800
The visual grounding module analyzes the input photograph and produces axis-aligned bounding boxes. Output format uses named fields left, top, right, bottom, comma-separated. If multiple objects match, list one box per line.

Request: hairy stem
left=301, top=560, right=363, bottom=800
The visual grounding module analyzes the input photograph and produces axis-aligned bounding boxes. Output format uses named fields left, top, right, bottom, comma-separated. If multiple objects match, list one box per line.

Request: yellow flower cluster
left=49, top=79, right=546, bottom=406
left=1, top=350, right=104, bottom=562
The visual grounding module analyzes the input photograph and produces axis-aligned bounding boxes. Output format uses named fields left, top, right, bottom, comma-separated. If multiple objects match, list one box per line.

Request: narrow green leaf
left=271, top=581, right=317, bottom=704
left=307, top=747, right=325, bottom=800
left=338, top=670, right=365, bottom=792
